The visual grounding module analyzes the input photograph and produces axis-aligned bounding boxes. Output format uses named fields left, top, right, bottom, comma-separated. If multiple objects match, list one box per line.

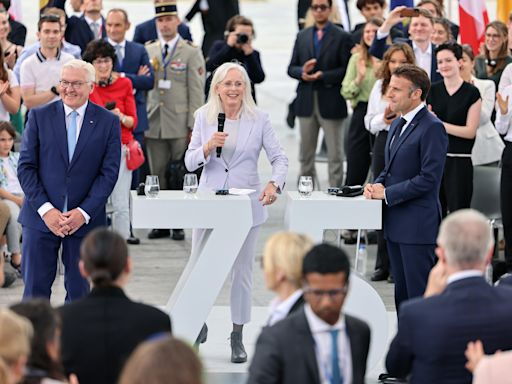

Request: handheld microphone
left=216, top=113, right=226, bottom=158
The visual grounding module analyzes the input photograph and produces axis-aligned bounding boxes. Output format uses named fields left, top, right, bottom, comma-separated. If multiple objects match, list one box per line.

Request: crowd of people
left=0, top=0, right=511, bottom=382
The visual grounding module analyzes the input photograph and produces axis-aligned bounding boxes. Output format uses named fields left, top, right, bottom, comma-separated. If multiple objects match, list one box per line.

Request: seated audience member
left=351, top=0, right=402, bottom=45
left=205, top=15, right=265, bottom=102
left=465, top=340, right=512, bottom=384
left=432, top=17, right=453, bottom=46
left=119, top=336, right=202, bottom=384
left=248, top=243, right=370, bottom=384
left=475, top=21, right=512, bottom=90
left=262, top=231, right=313, bottom=326
left=0, top=11, right=22, bottom=70
left=10, top=299, right=71, bottom=384
left=82, top=40, right=138, bottom=241
left=364, top=42, right=415, bottom=283
left=59, top=228, right=171, bottom=384
left=0, top=308, right=33, bottom=384
left=0, top=122, right=23, bottom=276
left=386, top=209, right=512, bottom=383
left=459, top=44, right=504, bottom=166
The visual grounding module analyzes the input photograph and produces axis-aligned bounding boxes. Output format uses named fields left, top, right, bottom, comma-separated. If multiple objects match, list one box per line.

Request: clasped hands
left=43, top=208, right=85, bottom=238
left=363, top=183, right=385, bottom=200
left=301, top=58, right=322, bottom=82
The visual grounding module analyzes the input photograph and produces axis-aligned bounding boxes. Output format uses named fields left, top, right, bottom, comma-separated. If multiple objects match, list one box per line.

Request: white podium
left=130, top=191, right=253, bottom=343
left=284, top=191, right=387, bottom=371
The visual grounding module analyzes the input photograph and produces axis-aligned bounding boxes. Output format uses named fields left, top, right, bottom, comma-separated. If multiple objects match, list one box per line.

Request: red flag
left=459, top=0, right=489, bottom=54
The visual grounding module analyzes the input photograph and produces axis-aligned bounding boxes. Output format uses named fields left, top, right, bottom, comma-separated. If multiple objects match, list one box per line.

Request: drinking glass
left=183, top=173, right=198, bottom=194
left=144, top=175, right=160, bottom=198
left=298, top=176, right=313, bottom=197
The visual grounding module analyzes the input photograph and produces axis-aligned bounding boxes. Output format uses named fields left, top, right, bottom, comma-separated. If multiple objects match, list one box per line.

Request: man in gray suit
left=145, top=0, right=205, bottom=240
left=248, top=243, right=370, bottom=384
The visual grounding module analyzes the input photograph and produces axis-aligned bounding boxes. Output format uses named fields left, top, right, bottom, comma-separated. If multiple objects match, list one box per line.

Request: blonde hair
left=263, top=232, right=314, bottom=288
left=0, top=308, right=33, bottom=366
left=199, top=62, right=257, bottom=125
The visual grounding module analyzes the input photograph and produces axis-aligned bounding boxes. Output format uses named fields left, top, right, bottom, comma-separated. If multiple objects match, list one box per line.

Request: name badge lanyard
left=162, top=37, right=180, bottom=80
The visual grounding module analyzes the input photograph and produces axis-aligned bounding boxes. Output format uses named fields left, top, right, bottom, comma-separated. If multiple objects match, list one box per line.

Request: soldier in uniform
left=145, top=0, right=205, bottom=240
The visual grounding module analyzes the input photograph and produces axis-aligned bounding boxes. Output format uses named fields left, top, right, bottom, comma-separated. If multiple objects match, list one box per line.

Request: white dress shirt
left=446, top=270, right=483, bottom=285
left=304, top=304, right=353, bottom=384
left=365, top=79, right=390, bottom=135
left=37, top=102, right=90, bottom=223
left=107, top=38, right=126, bottom=62
left=495, top=84, right=512, bottom=142
left=267, top=289, right=303, bottom=326
left=158, top=34, right=180, bottom=59
left=412, top=41, right=432, bottom=79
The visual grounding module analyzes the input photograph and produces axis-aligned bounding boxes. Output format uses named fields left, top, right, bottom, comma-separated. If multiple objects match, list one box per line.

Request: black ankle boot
left=230, top=331, right=247, bottom=363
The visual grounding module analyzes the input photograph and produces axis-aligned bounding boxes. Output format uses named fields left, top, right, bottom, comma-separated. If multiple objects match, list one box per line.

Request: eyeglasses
left=310, top=4, right=330, bottom=11
left=303, top=286, right=348, bottom=301
left=220, top=81, right=245, bottom=89
left=59, top=80, right=88, bottom=89
left=92, top=58, right=112, bottom=65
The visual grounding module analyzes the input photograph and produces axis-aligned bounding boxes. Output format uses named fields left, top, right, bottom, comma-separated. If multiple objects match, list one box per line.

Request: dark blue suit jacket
left=133, top=18, right=193, bottom=45
left=369, top=37, right=442, bottom=84
left=113, top=41, right=154, bottom=134
left=386, top=277, right=512, bottom=383
left=288, top=23, right=354, bottom=119
left=64, top=15, right=107, bottom=53
left=374, top=106, right=447, bottom=244
left=18, top=101, right=121, bottom=237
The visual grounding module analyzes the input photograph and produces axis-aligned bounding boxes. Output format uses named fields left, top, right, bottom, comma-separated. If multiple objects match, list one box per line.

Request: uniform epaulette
left=145, top=39, right=158, bottom=46
left=186, top=40, right=198, bottom=48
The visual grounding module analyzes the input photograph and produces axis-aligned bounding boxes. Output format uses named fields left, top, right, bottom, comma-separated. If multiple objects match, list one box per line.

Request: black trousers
left=345, top=102, right=372, bottom=186
left=441, top=157, right=473, bottom=217
left=372, top=131, right=390, bottom=273
left=501, top=143, right=512, bottom=263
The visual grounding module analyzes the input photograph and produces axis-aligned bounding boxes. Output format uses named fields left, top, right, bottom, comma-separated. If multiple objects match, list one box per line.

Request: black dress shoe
left=371, top=268, right=389, bottom=281
left=171, top=229, right=185, bottom=241
left=387, top=274, right=394, bottom=284
left=147, top=229, right=170, bottom=239
left=286, top=102, right=295, bottom=129
left=2, top=269, right=16, bottom=288
left=127, top=236, right=140, bottom=245
left=230, top=331, right=247, bottom=363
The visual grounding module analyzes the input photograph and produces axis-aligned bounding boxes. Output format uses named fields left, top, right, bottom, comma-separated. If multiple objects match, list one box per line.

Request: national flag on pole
left=497, top=0, right=512, bottom=23
left=459, top=0, right=489, bottom=54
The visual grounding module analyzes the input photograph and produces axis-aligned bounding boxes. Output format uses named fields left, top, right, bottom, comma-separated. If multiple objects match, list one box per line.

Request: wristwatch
left=121, top=115, right=127, bottom=125
left=50, top=86, right=59, bottom=96
left=269, top=181, right=279, bottom=190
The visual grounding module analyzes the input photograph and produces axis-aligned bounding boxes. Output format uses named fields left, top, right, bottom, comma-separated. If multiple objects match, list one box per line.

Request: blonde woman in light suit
left=185, top=62, right=288, bottom=364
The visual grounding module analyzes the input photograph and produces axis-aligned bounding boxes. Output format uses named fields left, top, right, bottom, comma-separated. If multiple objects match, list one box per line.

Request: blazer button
left=387, top=173, right=391, bottom=177
left=225, top=169, right=228, bottom=172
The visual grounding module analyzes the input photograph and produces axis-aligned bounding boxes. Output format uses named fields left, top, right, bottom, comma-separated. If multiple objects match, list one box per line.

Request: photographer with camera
left=205, top=15, right=265, bottom=102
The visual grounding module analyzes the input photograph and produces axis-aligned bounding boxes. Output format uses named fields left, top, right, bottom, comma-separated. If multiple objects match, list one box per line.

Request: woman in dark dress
left=427, top=42, right=482, bottom=216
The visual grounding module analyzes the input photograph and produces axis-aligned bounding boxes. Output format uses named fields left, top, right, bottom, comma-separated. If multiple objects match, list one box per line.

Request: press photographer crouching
left=205, top=15, right=265, bottom=102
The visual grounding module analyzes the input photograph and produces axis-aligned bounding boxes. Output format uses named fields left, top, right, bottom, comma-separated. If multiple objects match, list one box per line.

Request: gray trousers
left=146, top=137, right=188, bottom=190
left=298, top=92, right=345, bottom=187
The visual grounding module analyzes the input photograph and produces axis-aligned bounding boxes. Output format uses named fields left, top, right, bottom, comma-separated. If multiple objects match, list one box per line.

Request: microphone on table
left=216, top=112, right=226, bottom=158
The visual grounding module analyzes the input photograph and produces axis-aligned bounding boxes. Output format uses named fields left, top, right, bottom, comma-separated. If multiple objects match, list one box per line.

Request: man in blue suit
left=364, top=64, right=447, bottom=312
left=386, top=209, right=512, bottom=383
left=369, top=6, right=442, bottom=84
left=18, top=59, right=121, bottom=302
left=105, top=9, right=154, bottom=189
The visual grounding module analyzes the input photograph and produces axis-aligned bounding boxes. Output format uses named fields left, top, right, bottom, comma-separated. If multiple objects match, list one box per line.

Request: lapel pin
left=90, top=121, right=93, bottom=123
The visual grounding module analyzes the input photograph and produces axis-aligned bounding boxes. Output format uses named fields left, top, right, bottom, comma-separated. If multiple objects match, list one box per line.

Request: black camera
left=236, top=33, right=249, bottom=44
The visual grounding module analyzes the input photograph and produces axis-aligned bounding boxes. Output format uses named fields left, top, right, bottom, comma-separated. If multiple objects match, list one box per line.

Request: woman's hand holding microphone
left=203, top=131, right=229, bottom=158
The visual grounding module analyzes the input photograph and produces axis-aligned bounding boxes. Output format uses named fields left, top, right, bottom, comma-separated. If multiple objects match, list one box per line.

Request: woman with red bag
left=83, top=40, right=139, bottom=241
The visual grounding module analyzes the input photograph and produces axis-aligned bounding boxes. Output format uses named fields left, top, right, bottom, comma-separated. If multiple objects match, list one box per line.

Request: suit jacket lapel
left=70, top=103, right=97, bottom=169
left=306, top=28, right=315, bottom=59
left=52, top=101, right=69, bottom=165
left=229, top=112, right=254, bottom=166
left=346, top=316, right=363, bottom=382
left=388, top=106, right=428, bottom=165
left=295, top=310, right=322, bottom=384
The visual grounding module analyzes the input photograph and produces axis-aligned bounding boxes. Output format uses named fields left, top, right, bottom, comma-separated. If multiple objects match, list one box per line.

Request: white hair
left=61, top=59, right=96, bottom=83
left=199, top=62, right=257, bottom=125
left=437, top=209, right=494, bottom=269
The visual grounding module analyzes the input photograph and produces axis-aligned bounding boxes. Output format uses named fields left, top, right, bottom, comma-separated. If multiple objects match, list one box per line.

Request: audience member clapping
left=0, top=308, right=33, bottom=384
left=59, top=228, right=171, bottom=384
left=118, top=336, right=203, bottom=384
left=0, top=11, right=22, bottom=70
left=262, top=231, right=313, bottom=326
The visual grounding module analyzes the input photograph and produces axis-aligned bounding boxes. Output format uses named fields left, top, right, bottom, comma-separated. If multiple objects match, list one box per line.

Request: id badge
left=158, top=79, right=172, bottom=89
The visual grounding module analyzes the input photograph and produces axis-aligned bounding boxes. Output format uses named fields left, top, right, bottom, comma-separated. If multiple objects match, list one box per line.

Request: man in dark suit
left=386, top=209, right=512, bottom=383
left=0, top=0, right=26, bottom=46
left=105, top=8, right=154, bottom=191
left=59, top=229, right=172, bottom=384
left=288, top=0, right=353, bottom=188
left=248, top=243, right=370, bottom=384
left=18, top=59, right=121, bottom=301
left=369, top=6, right=442, bottom=83
left=364, top=64, right=447, bottom=312
left=184, top=0, right=239, bottom=57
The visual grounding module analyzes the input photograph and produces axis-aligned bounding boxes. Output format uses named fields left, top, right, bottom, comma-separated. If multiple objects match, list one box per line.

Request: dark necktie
left=163, top=43, right=169, bottom=60
left=330, top=329, right=343, bottom=384
left=390, top=117, right=407, bottom=149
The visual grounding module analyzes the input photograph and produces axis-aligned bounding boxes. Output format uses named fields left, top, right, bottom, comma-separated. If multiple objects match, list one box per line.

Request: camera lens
left=236, top=33, right=249, bottom=44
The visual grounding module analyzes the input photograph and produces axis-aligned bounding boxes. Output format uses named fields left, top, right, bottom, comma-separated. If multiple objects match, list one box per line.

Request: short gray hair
left=61, top=59, right=95, bottom=83
left=200, top=62, right=256, bottom=124
left=437, top=209, right=494, bottom=269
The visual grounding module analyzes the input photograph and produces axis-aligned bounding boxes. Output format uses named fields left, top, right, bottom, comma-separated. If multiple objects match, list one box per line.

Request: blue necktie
left=115, top=44, right=123, bottom=69
left=67, top=110, right=78, bottom=161
left=330, top=329, right=343, bottom=384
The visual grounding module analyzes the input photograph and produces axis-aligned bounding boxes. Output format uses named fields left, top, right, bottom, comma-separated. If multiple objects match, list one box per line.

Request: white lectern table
left=131, top=191, right=252, bottom=343
left=284, top=191, right=387, bottom=371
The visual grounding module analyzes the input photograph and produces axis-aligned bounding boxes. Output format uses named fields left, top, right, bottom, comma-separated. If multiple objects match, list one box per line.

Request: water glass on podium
left=298, top=176, right=313, bottom=197
left=144, top=175, right=160, bottom=198
left=183, top=173, right=198, bottom=194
